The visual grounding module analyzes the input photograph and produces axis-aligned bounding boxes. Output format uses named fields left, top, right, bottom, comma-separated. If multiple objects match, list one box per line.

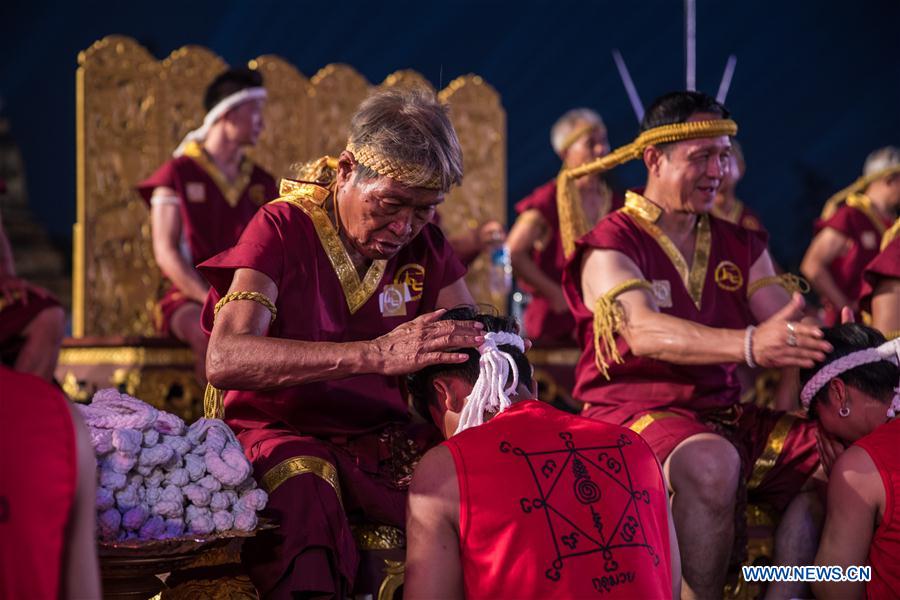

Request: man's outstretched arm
left=405, top=446, right=463, bottom=600
left=206, top=268, right=483, bottom=390
left=580, top=249, right=831, bottom=368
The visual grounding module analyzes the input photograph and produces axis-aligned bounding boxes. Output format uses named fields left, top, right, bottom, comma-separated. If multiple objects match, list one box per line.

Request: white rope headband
left=801, top=338, right=900, bottom=417
left=173, top=87, right=268, bottom=157
left=454, top=331, right=526, bottom=435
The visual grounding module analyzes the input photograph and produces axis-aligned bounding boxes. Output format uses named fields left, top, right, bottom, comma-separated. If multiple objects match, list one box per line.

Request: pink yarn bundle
left=77, top=389, right=267, bottom=541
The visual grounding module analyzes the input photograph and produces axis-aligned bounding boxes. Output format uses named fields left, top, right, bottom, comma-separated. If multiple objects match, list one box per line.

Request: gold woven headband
left=558, top=122, right=602, bottom=153
left=820, top=164, right=900, bottom=221
left=557, top=119, right=738, bottom=257
left=347, top=142, right=443, bottom=190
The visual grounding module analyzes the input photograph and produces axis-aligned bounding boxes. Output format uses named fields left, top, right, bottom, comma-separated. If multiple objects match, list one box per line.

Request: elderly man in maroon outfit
left=200, top=88, right=481, bottom=598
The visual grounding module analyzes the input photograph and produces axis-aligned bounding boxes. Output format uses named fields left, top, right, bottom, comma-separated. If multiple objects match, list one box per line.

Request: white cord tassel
left=455, top=332, right=525, bottom=435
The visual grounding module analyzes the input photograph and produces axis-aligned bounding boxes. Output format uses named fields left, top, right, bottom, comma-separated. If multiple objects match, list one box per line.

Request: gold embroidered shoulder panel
left=882, top=219, right=900, bottom=251
left=622, top=191, right=711, bottom=310
left=182, top=140, right=255, bottom=208
left=846, top=193, right=888, bottom=236
left=273, top=179, right=386, bottom=313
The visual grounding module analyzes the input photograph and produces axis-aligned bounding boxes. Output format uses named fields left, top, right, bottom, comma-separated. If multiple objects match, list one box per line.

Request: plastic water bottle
left=511, top=290, right=529, bottom=337
left=489, top=245, right=513, bottom=304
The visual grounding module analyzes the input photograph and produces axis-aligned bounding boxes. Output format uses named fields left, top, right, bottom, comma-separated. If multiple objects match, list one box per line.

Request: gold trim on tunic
left=261, top=455, right=343, bottom=506
left=846, top=193, right=888, bottom=236
left=882, top=219, right=900, bottom=251
left=273, top=181, right=386, bottom=314
left=628, top=411, right=681, bottom=435
left=747, top=413, right=794, bottom=491
left=182, top=140, right=254, bottom=208
left=622, top=192, right=711, bottom=310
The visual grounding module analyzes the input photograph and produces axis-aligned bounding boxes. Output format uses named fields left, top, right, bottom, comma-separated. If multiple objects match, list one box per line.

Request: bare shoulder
left=830, top=445, right=881, bottom=505
left=410, top=444, right=457, bottom=496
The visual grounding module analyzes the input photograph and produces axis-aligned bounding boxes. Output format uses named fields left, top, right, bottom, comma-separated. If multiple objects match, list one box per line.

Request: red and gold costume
left=815, top=193, right=895, bottom=326
left=563, top=192, right=819, bottom=543
left=446, top=399, right=672, bottom=599
left=198, top=179, right=465, bottom=596
left=0, top=366, right=76, bottom=599
left=853, top=418, right=900, bottom=598
left=137, top=141, right=277, bottom=334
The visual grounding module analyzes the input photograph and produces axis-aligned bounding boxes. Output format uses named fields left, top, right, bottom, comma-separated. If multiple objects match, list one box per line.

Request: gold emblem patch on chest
left=714, top=260, right=744, bottom=291
left=394, top=263, right=426, bottom=301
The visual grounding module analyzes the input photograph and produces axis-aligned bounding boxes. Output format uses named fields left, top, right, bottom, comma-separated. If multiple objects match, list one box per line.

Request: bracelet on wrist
left=744, top=325, right=757, bottom=368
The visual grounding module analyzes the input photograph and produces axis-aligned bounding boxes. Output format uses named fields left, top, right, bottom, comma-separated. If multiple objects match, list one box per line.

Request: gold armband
left=885, top=330, right=900, bottom=341
left=747, top=273, right=810, bottom=298
left=213, top=290, right=277, bottom=321
left=205, top=291, right=278, bottom=420
left=593, top=279, right=656, bottom=380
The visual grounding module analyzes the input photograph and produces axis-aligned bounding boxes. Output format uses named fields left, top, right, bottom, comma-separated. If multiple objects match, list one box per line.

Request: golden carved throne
left=59, top=35, right=507, bottom=423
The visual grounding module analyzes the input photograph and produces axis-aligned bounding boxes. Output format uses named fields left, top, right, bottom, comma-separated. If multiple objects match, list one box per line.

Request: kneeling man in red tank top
left=404, top=307, right=679, bottom=599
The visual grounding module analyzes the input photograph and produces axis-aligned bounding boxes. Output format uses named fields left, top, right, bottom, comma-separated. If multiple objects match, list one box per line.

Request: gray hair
left=864, top=146, right=900, bottom=177
left=550, top=108, right=605, bottom=155
left=348, top=88, right=463, bottom=192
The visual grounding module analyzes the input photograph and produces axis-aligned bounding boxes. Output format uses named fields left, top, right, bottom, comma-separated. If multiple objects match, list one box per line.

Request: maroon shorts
left=584, top=402, right=819, bottom=512
left=236, top=423, right=439, bottom=597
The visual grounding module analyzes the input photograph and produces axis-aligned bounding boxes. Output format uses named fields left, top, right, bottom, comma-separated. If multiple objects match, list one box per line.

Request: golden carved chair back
left=74, top=35, right=507, bottom=337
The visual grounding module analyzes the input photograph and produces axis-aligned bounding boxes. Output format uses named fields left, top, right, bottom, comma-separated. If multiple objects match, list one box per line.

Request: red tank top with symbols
left=854, top=418, right=900, bottom=599
left=444, top=400, right=672, bottom=599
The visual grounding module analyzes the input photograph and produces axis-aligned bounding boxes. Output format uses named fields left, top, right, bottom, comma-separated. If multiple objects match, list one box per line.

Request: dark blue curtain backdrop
left=1, top=0, right=898, bottom=268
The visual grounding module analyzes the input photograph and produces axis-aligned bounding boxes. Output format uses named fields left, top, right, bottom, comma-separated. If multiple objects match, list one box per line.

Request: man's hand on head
left=370, top=309, right=485, bottom=376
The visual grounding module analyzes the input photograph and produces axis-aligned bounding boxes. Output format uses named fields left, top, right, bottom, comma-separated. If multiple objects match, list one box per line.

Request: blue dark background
left=1, top=0, right=898, bottom=270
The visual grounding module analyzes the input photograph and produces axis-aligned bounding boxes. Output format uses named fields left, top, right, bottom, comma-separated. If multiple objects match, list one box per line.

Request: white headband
left=454, top=331, right=527, bottom=435
left=172, top=87, right=268, bottom=157
left=801, top=338, right=900, bottom=416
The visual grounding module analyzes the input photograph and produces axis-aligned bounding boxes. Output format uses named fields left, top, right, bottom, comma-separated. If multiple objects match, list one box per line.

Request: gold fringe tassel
left=557, top=119, right=738, bottom=258
left=882, top=220, right=900, bottom=251
left=204, top=384, right=225, bottom=419
left=592, top=279, right=655, bottom=380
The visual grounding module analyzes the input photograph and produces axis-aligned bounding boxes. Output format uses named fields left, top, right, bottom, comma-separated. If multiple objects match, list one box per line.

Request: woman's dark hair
left=800, top=323, right=898, bottom=418
left=407, top=306, right=531, bottom=424
left=203, top=67, right=264, bottom=112
left=640, top=91, right=729, bottom=132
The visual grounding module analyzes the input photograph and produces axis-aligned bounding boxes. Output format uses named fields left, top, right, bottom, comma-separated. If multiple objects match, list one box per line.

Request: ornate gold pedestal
left=56, top=337, right=202, bottom=420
